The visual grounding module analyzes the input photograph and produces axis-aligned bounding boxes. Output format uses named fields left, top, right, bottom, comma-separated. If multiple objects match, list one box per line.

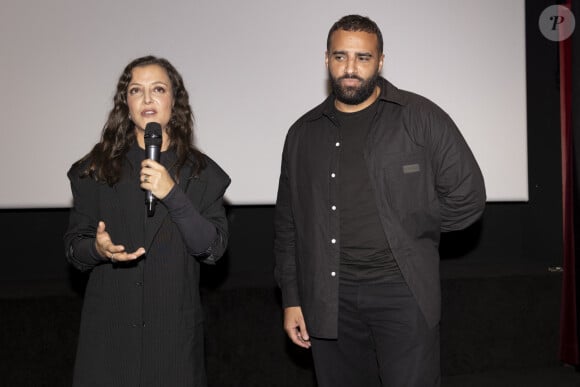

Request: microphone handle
left=145, top=144, right=160, bottom=217
left=147, top=194, right=156, bottom=216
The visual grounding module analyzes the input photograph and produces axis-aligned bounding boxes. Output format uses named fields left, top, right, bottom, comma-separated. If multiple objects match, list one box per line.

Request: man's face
left=326, top=29, right=384, bottom=110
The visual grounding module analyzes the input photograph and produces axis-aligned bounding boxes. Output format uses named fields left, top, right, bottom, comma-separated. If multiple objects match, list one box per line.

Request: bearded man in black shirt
left=274, top=14, right=486, bottom=387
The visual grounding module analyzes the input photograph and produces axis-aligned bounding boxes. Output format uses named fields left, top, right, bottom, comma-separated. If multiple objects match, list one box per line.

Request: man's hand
left=284, top=306, right=311, bottom=349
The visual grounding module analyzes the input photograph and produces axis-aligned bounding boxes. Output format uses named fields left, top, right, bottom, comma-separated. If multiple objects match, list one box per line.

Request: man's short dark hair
left=327, top=15, right=383, bottom=54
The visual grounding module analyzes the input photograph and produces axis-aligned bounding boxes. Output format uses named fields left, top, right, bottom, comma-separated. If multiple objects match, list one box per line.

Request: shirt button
left=331, top=205, right=336, bottom=211
left=331, top=173, right=336, bottom=178
left=335, top=142, right=340, bottom=147
left=331, top=271, right=336, bottom=277
left=136, top=282, right=143, bottom=287
left=331, top=238, right=336, bottom=244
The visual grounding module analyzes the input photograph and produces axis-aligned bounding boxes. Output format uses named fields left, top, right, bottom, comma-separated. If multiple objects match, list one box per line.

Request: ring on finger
left=144, top=176, right=149, bottom=183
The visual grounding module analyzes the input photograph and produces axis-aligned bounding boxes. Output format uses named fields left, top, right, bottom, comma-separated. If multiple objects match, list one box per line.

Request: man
left=274, top=15, right=485, bottom=387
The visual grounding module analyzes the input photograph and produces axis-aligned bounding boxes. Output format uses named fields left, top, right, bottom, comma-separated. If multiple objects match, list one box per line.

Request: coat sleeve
left=165, top=158, right=230, bottom=264
left=64, top=166, right=107, bottom=272
left=274, top=131, right=300, bottom=308
left=426, top=105, right=486, bottom=232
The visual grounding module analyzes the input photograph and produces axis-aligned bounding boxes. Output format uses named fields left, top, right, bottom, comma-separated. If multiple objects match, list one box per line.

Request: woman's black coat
left=64, top=149, right=230, bottom=387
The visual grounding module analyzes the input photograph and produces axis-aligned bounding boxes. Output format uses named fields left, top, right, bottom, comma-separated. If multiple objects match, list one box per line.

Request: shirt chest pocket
left=379, top=151, right=435, bottom=214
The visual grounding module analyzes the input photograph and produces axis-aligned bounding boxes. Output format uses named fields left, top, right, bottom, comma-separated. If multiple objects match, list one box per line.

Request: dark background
left=0, top=1, right=576, bottom=386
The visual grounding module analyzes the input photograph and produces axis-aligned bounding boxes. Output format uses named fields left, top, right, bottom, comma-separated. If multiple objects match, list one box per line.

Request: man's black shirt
left=334, top=101, right=402, bottom=282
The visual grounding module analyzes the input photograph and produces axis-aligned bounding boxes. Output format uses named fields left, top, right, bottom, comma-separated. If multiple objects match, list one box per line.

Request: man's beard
left=330, top=71, right=379, bottom=105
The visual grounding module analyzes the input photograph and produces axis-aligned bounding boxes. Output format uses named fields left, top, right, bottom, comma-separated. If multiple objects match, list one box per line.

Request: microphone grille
left=144, top=122, right=162, bottom=147
left=144, top=122, right=162, bottom=138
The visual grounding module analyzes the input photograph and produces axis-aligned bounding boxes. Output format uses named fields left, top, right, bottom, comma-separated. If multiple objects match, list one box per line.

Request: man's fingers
left=284, top=307, right=312, bottom=349
left=298, top=321, right=310, bottom=342
left=290, top=329, right=311, bottom=348
left=296, top=326, right=311, bottom=348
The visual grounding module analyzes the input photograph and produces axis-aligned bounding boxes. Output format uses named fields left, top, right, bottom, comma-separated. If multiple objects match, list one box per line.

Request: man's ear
left=378, top=53, right=385, bottom=72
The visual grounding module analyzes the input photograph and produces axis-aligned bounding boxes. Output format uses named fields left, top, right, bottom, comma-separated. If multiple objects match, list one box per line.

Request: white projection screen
left=0, top=0, right=527, bottom=208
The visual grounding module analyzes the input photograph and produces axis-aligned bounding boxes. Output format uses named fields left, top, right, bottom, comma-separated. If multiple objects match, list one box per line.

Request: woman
left=64, top=56, right=230, bottom=387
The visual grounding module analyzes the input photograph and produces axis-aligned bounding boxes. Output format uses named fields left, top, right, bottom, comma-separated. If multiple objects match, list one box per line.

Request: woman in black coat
left=64, top=56, right=230, bottom=387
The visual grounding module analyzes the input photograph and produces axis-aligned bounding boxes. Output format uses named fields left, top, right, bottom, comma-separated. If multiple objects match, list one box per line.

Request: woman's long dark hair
left=76, top=55, right=206, bottom=185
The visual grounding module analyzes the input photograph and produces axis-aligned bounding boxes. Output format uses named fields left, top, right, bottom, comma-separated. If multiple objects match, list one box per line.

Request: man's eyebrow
left=330, top=50, right=374, bottom=57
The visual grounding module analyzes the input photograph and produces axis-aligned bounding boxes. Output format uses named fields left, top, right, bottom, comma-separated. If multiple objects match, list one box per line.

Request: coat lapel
left=115, top=160, right=146, bottom=251
left=143, top=196, right=168, bottom=250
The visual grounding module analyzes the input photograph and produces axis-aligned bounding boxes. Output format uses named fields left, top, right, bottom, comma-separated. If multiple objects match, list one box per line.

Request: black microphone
left=144, top=122, right=162, bottom=217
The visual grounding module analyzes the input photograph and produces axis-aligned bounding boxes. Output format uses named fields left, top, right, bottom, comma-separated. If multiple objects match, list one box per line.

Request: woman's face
left=126, top=64, right=174, bottom=135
